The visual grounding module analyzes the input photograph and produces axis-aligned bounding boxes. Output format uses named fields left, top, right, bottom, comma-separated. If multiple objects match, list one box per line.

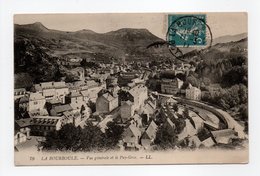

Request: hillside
left=212, top=33, right=247, bottom=45
left=183, top=38, right=248, bottom=88
left=182, top=37, right=248, bottom=60
left=14, top=22, right=167, bottom=61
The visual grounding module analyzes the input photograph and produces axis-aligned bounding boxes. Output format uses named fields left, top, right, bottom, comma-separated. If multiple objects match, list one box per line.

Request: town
left=14, top=57, right=247, bottom=152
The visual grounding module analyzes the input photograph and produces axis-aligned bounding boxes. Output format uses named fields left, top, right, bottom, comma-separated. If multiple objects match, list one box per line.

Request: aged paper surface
left=14, top=12, right=248, bottom=165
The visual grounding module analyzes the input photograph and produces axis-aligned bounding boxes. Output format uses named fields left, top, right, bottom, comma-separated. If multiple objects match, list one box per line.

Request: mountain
left=212, top=33, right=247, bottom=45
left=211, top=37, right=247, bottom=53
left=15, top=22, right=50, bottom=33
left=14, top=22, right=166, bottom=62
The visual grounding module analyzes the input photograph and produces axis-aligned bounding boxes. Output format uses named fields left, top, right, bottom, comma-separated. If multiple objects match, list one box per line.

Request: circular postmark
left=166, top=15, right=213, bottom=48
left=146, top=15, right=213, bottom=62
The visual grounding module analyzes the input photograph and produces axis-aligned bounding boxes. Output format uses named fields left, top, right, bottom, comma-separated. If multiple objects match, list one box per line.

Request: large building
left=58, top=57, right=82, bottom=67
left=96, top=92, right=118, bottom=114
left=118, top=72, right=141, bottom=86
left=15, top=118, right=31, bottom=146
left=30, top=116, right=62, bottom=136
left=34, top=81, right=69, bottom=103
left=14, top=88, right=27, bottom=100
left=80, top=81, right=106, bottom=103
left=128, top=84, right=148, bottom=111
left=28, top=92, right=46, bottom=112
left=66, top=91, right=83, bottom=104
left=65, top=91, right=83, bottom=107
left=122, top=124, right=141, bottom=149
left=50, top=104, right=73, bottom=116
left=185, top=84, right=201, bottom=100
left=61, top=111, right=82, bottom=127
left=142, top=100, right=156, bottom=121
left=120, top=101, right=135, bottom=123
left=161, top=78, right=183, bottom=95
left=141, top=120, right=158, bottom=149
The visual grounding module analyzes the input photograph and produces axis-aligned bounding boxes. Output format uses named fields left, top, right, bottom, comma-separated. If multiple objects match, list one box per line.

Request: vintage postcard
left=14, top=13, right=248, bottom=165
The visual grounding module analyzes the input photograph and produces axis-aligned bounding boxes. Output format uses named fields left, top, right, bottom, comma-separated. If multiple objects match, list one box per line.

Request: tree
left=189, top=61, right=197, bottom=67
left=229, top=54, right=246, bottom=67
left=88, top=100, right=96, bottom=113
left=80, top=105, right=86, bottom=115
left=222, top=66, right=247, bottom=87
left=54, top=67, right=63, bottom=81
left=238, top=84, right=248, bottom=104
left=22, top=111, right=30, bottom=119
left=202, top=83, right=248, bottom=111
left=218, top=98, right=230, bottom=110
left=202, top=77, right=211, bottom=86
left=175, top=73, right=186, bottom=81
left=14, top=73, right=34, bottom=90
left=42, top=121, right=125, bottom=152
left=80, top=122, right=105, bottom=151
left=65, top=73, right=76, bottom=82
left=186, top=75, right=199, bottom=88
left=80, top=60, right=99, bottom=68
left=80, top=58, right=88, bottom=68
left=118, top=89, right=131, bottom=102
left=42, top=124, right=82, bottom=151
left=160, top=71, right=176, bottom=79
left=183, top=107, right=189, bottom=119
left=14, top=99, right=21, bottom=120
left=149, top=60, right=160, bottom=68
left=175, top=118, right=186, bottom=134
left=103, top=121, right=124, bottom=149
left=240, top=105, right=248, bottom=122
left=219, top=84, right=248, bottom=108
left=197, top=127, right=211, bottom=141
left=172, top=103, right=178, bottom=112
left=154, top=126, right=178, bottom=149
left=244, top=121, right=248, bottom=133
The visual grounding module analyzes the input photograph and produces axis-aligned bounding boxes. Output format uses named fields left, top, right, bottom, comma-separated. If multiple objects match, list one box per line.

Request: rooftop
left=211, top=129, right=237, bottom=138
left=161, top=78, right=183, bottom=83
left=69, top=91, right=82, bottom=98
left=35, top=81, right=67, bottom=91
left=101, top=93, right=116, bottom=102
left=14, top=88, right=27, bottom=95
left=53, top=104, right=73, bottom=113
left=128, top=124, right=141, bottom=138
left=144, top=120, right=158, bottom=139
left=15, top=118, right=31, bottom=128
left=29, top=92, right=45, bottom=101
left=129, top=84, right=146, bottom=97
left=31, top=116, right=61, bottom=126
left=122, top=100, right=133, bottom=106
left=165, top=118, right=175, bottom=128
left=19, top=96, right=29, bottom=103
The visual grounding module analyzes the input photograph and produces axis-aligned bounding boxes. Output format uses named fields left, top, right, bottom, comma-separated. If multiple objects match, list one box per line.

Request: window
left=34, top=101, right=38, bottom=105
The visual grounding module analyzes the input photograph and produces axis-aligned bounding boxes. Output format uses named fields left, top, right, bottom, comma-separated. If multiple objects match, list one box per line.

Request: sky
left=14, top=13, right=247, bottom=39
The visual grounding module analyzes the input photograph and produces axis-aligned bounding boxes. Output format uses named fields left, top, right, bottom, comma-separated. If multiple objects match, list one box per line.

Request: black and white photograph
left=13, top=12, right=248, bottom=165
